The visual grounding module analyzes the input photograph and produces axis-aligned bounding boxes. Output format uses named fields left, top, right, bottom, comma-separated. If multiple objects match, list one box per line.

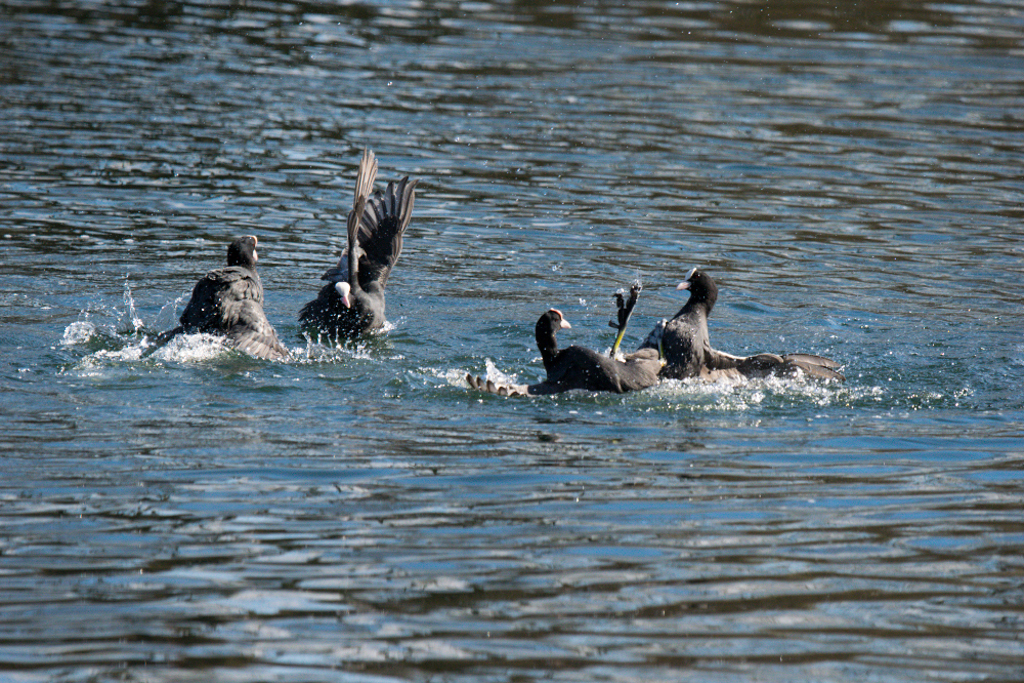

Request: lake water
left=1, top=1, right=1022, bottom=681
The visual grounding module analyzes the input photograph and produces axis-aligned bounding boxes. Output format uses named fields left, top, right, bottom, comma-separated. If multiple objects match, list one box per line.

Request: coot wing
left=226, top=301, right=289, bottom=360
left=354, top=176, right=418, bottom=289
left=180, top=267, right=287, bottom=360
left=780, top=354, right=845, bottom=381
left=179, top=267, right=256, bottom=331
left=707, top=348, right=844, bottom=381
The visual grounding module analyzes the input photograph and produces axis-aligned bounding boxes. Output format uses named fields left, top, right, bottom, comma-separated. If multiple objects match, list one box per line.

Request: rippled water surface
left=2, top=1, right=1023, bottom=681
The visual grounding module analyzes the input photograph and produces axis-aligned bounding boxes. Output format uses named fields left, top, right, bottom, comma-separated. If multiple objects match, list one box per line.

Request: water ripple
left=2, top=1, right=1023, bottom=682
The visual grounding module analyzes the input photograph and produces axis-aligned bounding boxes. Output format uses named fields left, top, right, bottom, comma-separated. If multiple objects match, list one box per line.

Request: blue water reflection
left=1, top=1, right=1022, bottom=682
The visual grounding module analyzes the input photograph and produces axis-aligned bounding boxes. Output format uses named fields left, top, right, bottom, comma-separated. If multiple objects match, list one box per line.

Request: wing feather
left=356, top=175, right=419, bottom=288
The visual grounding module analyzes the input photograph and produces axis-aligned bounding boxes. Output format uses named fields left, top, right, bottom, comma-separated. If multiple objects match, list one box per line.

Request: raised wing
left=355, top=175, right=419, bottom=289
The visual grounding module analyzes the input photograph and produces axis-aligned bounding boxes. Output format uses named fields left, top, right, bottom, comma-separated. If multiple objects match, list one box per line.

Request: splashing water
left=61, top=319, right=97, bottom=347
left=118, top=278, right=145, bottom=335
left=149, top=333, right=230, bottom=363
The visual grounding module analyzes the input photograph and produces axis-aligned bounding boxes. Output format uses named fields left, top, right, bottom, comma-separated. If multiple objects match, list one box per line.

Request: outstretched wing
left=705, top=348, right=844, bottom=381
left=355, top=175, right=419, bottom=289
left=779, top=353, right=845, bottom=381
left=321, top=149, right=378, bottom=285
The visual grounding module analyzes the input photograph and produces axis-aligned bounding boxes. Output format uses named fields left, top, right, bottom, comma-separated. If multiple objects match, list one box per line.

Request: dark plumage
left=299, top=149, right=418, bottom=340
left=639, top=268, right=843, bottom=382
left=467, top=309, right=663, bottom=396
left=154, top=235, right=288, bottom=360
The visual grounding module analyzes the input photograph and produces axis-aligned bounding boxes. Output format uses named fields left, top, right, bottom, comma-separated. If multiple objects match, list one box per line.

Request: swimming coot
left=155, top=235, right=288, bottom=360
left=468, top=308, right=663, bottom=396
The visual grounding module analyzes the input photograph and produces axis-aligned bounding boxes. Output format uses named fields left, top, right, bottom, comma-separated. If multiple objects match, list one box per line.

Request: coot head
left=676, top=268, right=718, bottom=311
left=226, top=235, right=259, bottom=269
left=537, top=308, right=572, bottom=335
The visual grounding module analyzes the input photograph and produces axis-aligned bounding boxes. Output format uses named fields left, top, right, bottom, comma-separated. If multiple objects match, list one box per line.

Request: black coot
left=154, top=235, right=288, bottom=360
left=468, top=307, right=663, bottom=396
left=300, top=149, right=418, bottom=340
left=639, top=268, right=843, bottom=381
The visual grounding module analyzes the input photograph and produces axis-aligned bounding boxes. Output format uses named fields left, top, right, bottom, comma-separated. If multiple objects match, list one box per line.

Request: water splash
left=649, top=373, right=888, bottom=412
left=480, top=358, right=526, bottom=385
left=91, top=344, right=145, bottom=363
left=118, top=277, right=145, bottom=335
left=61, top=319, right=97, bottom=347
left=297, top=332, right=383, bottom=363
left=148, top=333, right=228, bottom=363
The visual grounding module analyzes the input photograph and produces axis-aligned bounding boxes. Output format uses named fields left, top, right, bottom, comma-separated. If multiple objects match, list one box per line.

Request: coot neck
left=679, top=286, right=716, bottom=320
left=536, top=321, right=560, bottom=372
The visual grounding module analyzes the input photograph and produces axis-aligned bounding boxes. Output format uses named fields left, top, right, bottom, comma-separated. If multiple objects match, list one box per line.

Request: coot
left=468, top=308, right=663, bottom=396
left=299, top=149, right=418, bottom=340
left=155, top=235, right=288, bottom=360
left=639, top=268, right=843, bottom=381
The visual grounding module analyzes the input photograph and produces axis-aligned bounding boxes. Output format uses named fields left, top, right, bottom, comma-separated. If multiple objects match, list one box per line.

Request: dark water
left=2, top=1, right=1023, bottom=681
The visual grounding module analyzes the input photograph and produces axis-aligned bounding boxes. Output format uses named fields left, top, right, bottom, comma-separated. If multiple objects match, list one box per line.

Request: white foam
left=431, top=366, right=481, bottom=387
left=93, top=345, right=145, bottom=362
left=482, top=358, right=525, bottom=385
left=649, top=373, right=882, bottom=411
left=62, top=320, right=97, bottom=346
left=150, top=333, right=229, bottom=363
